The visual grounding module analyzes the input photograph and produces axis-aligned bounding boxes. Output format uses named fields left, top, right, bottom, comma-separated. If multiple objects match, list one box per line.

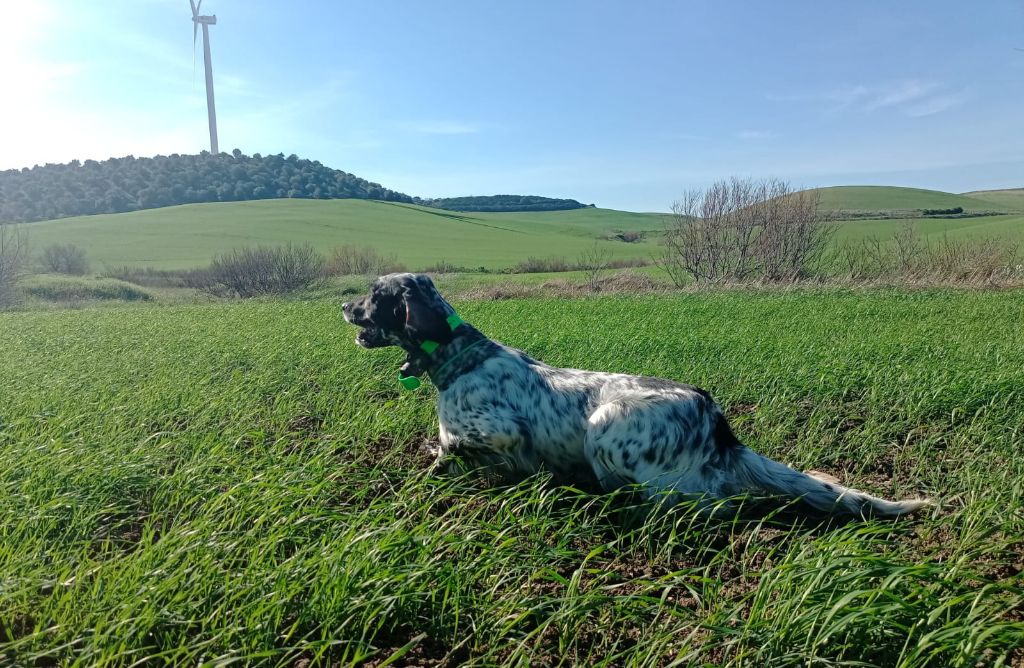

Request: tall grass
left=1, top=290, right=1022, bottom=665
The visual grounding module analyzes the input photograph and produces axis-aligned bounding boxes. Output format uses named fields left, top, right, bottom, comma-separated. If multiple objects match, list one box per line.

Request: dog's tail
left=729, top=446, right=931, bottom=519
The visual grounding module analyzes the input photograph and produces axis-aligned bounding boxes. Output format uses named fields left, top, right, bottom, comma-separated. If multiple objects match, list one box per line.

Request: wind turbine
left=190, top=0, right=219, bottom=154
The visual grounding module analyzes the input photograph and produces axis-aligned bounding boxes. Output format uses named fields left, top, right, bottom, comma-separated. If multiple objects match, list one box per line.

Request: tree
left=578, top=242, right=613, bottom=291
left=660, top=178, right=832, bottom=285
left=0, top=152, right=415, bottom=223
left=40, top=243, right=89, bottom=275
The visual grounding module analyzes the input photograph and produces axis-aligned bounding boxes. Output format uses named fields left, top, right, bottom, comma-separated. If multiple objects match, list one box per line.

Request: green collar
left=419, top=314, right=465, bottom=354
left=398, top=314, right=465, bottom=390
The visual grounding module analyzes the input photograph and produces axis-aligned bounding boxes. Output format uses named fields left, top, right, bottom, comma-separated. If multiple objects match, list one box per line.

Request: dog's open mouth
left=355, top=327, right=386, bottom=348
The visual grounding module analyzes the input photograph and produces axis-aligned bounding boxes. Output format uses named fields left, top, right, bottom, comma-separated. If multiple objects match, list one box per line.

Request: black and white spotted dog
left=343, top=273, right=930, bottom=518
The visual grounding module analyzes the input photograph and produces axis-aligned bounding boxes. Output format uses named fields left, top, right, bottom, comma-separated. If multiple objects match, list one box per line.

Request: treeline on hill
left=418, top=195, right=592, bottom=212
left=0, top=151, right=413, bottom=223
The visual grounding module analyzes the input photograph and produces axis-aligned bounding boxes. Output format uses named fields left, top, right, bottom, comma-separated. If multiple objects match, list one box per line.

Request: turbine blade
left=192, top=7, right=198, bottom=86
left=196, top=0, right=202, bottom=14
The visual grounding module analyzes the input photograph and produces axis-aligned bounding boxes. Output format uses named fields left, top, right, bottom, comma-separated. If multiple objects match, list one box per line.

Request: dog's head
left=342, top=273, right=457, bottom=352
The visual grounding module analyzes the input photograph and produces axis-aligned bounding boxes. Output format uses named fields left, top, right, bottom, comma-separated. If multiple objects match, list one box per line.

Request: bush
left=578, top=242, right=612, bottom=291
left=101, top=265, right=216, bottom=289
left=607, top=230, right=647, bottom=243
left=325, top=244, right=405, bottom=277
left=40, top=243, right=89, bottom=275
left=511, top=256, right=572, bottom=273
left=419, top=259, right=477, bottom=274
left=832, top=222, right=1019, bottom=283
left=921, top=207, right=964, bottom=216
left=503, top=254, right=649, bottom=275
left=661, top=178, right=833, bottom=285
left=208, top=243, right=325, bottom=297
left=20, top=276, right=153, bottom=303
left=1, top=225, right=30, bottom=309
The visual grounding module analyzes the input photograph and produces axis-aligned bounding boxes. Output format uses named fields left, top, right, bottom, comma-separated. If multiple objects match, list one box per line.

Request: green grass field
left=2, top=290, right=1022, bottom=665
left=814, top=186, right=1005, bottom=213
left=22, top=200, right=665, bottom=271
left=964, top=188, right=1024, bottom=212
left=826, top=213, right=1024, bottom=245
left=16, top=188, right=1023, bottom=276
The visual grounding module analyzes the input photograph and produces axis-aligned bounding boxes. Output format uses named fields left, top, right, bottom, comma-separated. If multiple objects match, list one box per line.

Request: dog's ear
left=401, top=275, right=454, bottom=346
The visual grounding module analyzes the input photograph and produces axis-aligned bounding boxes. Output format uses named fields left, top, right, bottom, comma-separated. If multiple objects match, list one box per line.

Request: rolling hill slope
left=962, top=188, right=1024, bottom=212
left=20, top=187, right=1024, bottom=273
left=24, top=199, right=665, bottom=270
left=814, top=186, right=1002, bottom=213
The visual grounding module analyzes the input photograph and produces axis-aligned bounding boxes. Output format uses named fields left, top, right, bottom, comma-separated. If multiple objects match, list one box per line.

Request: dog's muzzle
left=343, top=301, right=390, bottom=348
left=355, top=327, right=389, bottom=348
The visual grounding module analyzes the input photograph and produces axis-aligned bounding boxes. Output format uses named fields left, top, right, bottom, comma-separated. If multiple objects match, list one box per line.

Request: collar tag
left=398, top=373, right=422, bottom=391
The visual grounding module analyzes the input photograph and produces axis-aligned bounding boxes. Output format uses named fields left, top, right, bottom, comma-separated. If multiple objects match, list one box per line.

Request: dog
left=342, top=273, right=930, bottom=518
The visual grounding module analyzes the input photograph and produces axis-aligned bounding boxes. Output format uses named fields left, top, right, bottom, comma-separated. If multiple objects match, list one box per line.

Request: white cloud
left=902, top=93, right=967, bottom=117
left=768, top=79, right=967, bottom=117
left=862, top=79, right=937, bottom=111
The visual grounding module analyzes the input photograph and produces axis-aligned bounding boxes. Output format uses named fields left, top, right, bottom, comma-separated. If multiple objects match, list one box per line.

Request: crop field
left=826, top=213, right=1024, bottom=246
left=814, top=186, right=1006, bottom=214
left=2, top=289, right=1022, bottom=666
left=16, top=192, right=1024, bottom=278
left=21, top=200, right=665, bottom=271
left=965, top=189, right=1024, bottom=213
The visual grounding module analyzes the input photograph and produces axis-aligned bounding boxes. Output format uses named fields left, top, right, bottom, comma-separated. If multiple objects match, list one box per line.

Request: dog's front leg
left=434, top=413, right=536, bottom=481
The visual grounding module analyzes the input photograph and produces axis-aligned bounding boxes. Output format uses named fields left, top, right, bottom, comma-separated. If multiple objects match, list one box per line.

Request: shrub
left=578, top=242, right=613, bottom=291
left=511, top=256, right=572, bottom=274
left=20, top=276, right=153, bottom=302
left=420, top=259, right=476, bottom=274
left=101, top=265, right=216, bottom=290
left=607, top=230, right=647, bottom=243
left=832, top=222, right=1019, bottom=284
left=326, top=244, right=405, bottom=277
left=661, top=178, right=833, bottom=285
left=0, top=225, right=30, bottom=309
left=40, top=243, right=89, bottom=275
left=921, top=206, right=964, bottom=216
left=208, top=243, right=325, bottom=297
left=504, top=255, right=649, bottom=275
left=607, top=258, right=651, bottom=269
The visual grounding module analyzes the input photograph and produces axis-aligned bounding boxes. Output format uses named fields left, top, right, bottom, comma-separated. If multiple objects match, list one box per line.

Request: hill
left=0, top=152, right=413, bottom=223
left=813, top=186, right=1001, bottom=215
left=24, top=199, right=665, bottom=270
left=962, top=188, right=1024, bottom=212
left=419, top=195, right=591, bottom=212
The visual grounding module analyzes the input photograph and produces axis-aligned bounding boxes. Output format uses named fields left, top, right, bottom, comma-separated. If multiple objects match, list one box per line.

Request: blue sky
left=4, top=0, right=1023, bottom=211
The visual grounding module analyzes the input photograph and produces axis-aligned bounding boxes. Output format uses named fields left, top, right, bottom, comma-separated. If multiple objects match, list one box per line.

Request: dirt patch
left=322, top=434, right=441, bottom=510
left=355, top=433, right=438, bottom=470
left=360, top=632, right=470, bottom=668
left=286, top=414, right=325, bottom=435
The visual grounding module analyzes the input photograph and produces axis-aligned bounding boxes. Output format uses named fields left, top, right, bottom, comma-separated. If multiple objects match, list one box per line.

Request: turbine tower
left=190, top=0, right=219, bottom=154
